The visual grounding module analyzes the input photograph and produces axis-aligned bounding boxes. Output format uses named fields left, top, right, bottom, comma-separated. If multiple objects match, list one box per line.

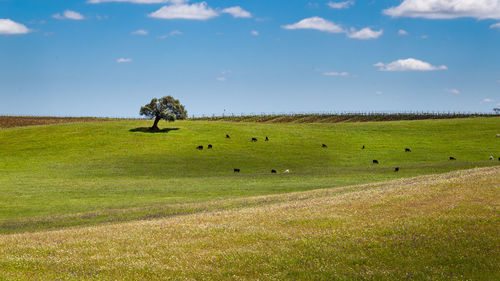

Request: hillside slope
left=0, top=118, right=499, bottom=233
left=0, top=167, right=498, bottom=280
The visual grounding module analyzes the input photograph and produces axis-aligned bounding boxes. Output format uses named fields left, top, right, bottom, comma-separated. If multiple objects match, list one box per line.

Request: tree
left=494, top=108, right=500, bottom=115
left=140, top=96, right=187, bottom=130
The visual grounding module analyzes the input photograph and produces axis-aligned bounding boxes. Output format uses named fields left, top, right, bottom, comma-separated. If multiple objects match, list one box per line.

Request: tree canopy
left=140, top=96, right=187, bottom=130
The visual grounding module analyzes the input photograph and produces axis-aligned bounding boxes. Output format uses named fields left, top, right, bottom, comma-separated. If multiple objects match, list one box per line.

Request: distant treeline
left=191, top=112, right=499, bottom=123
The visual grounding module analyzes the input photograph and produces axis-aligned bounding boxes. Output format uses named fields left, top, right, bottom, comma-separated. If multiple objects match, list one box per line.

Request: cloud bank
left=374, top=58, right=448, bottom=71
left=384, top=0, right=500, bottom=20
left=0, top=19, right=30, bottom=35
left=282, top=17, right=345, bottom=33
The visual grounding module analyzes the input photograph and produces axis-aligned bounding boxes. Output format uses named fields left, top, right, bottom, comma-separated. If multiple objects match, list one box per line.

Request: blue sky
left=1, top=0, right=500, bottom=117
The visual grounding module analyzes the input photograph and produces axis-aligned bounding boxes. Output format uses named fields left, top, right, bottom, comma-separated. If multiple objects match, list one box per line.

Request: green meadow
left=0, top=117, right=498, bottom=234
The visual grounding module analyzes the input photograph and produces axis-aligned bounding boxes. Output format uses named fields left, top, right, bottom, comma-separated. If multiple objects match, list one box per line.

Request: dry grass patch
left=0, top=167, right=498, bottom=280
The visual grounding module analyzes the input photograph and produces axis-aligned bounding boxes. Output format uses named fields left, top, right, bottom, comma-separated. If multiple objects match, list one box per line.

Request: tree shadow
left=129, top=127, right=180, bottom=133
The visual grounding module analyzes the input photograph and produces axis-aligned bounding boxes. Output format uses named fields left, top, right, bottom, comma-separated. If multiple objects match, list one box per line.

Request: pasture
left=0, top=117, right=498, bottom=234
left=0, top=167, right=498, bottom=280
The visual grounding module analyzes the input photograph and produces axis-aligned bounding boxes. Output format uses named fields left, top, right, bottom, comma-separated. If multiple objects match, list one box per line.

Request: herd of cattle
left=195, top=134, right=500, bottom=174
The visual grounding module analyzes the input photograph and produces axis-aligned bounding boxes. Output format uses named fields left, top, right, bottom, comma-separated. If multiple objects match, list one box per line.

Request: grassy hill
left=0, top=167, right=498, bottom=280
left=0, top=118, right=499, bottom=233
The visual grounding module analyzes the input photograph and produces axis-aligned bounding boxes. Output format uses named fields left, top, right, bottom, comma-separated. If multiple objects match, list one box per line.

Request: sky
left=1, top=0, right=500, bottom=117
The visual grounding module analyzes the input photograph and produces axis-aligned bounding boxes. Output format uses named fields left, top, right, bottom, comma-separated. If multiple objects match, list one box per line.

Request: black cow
left=498, top=157, right=500, bottom=161
left=395, top=167, right=400, bottom=172
left=322, top=144, right=328, bottom=148
left=362, top=145, right=365, bottom=150
left=234, top=168, right=240, bottom=173
left=449, top=157, right=456, bottom=160
left=373, top=160, right=379, bottom=164
left=265, top=136, right=269, bottom=141
left=252, top=137, right=258, bottom=142
left=271, top=169, right=277, bottom=174
left=226, top=134, right=231, bottom=139
left=405, top=148, right=411, bottom=152
left=197, top=145, right=203, bottom=150
left=208, top=144, right=213, bottom=149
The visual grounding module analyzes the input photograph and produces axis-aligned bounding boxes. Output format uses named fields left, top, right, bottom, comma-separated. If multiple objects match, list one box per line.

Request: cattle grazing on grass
left=271, top=169, right=277, bottom=174
left=265, top=136, right=269, bottom=141
left=497, top=134, right=500, bottom=137
left=362, top=145, right=365, bottom=150
left=234, top=168, right=240, bottom=173
left=252, top=137, right=258, bottom=142
left=284, top=169, right=290, bottom=173
left=405, top=148, right=411, bottom=152
left=395, top=167, right=399, bottom=172
left=322, top=144, right=328, bottom=148
left=449, top=157, right=456, bottom=160
left=489, top=156, right=494, bottom=160
left=226, top=134, right=231, bottom=139
left=373, top=160, right=379, bottom=164
left=208, top=144, right=213, bottom=149
left=197, top=145, right=203, bottom=150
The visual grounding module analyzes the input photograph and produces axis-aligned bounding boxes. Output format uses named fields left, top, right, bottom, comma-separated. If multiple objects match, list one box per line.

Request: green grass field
left=0, top=118, right=499, bottom=234
left=0, top=167, right=498, bottom=280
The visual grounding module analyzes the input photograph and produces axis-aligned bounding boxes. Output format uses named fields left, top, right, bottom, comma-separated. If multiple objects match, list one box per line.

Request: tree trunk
left=151, top=116, right=161, bottom=131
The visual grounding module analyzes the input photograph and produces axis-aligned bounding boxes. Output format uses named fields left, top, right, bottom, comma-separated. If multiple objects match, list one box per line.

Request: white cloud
left=53, top=10, right=85, bottom=20
left=88, top=0, right=186, bottom=3
left=0, top=19, right=31, bottom=35
left=157, top=30, right=182, bottom=39
left=149, top=2, right=218, bottom=20
left=222, top=6, right=252, bottom=18
left=374, top=58, right=448, bottom=72
left=323, top=71, right=350, bottom=77
left=348, top=27, right=383, bottom=39
left=251, top=30, right=259, bottom=36
left=482, top=98, right=494, bottom=103
left=376, top=91, right=383, bottom=95
left=282, top=17, right=345, bottom=33
left=327, top=0, right=354, bottom=9
left=491, top=22, right=500, bottom=29
left=131, top=29, right=148, bottom=35
left=117, top=58, right=132, bottom=63
left=445, top=88, right=460, bottom=94
left=398, top=29, right=408, bottom=35
left=216, top=77, right=227, bottom=82
left=384, top=0, right=500, bottom=20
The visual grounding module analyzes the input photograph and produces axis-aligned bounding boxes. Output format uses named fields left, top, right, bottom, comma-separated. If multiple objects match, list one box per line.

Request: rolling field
left=0, top=117, right=499, bottom=234
left=0, top=167, right=498, bottom=280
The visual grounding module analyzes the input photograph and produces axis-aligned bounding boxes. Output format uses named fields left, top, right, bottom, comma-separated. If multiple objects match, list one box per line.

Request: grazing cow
left=322, top=144, right=328, bottom=148
left=489, top=156, right=494, bottom=160
left=373, top=160, right=379, bottom=164
left=362, top=145, right=365, bottom=150
left=234, top=168, right=240, bottom=173
left=226, top=134, right=231, bottom=139
left=284, top=169, right=290, bottom=173
left=498, top=157, right=500, bottom=161
left=449, top=157, right=456, bottom=160
left=405, top=148, right=411, bottom=152
left=208, top=144, right=213, bottom=149
left=265, top=136, right=269, bottom=141
left=395, top=167, right=399, bottom=172
left=497, top=134, right=500, bottom=137
left=197, top=145, right=203, bottom=150
left=271, top=169, right=277, bottom=174
left=252, top=137, right=258, bottom=142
